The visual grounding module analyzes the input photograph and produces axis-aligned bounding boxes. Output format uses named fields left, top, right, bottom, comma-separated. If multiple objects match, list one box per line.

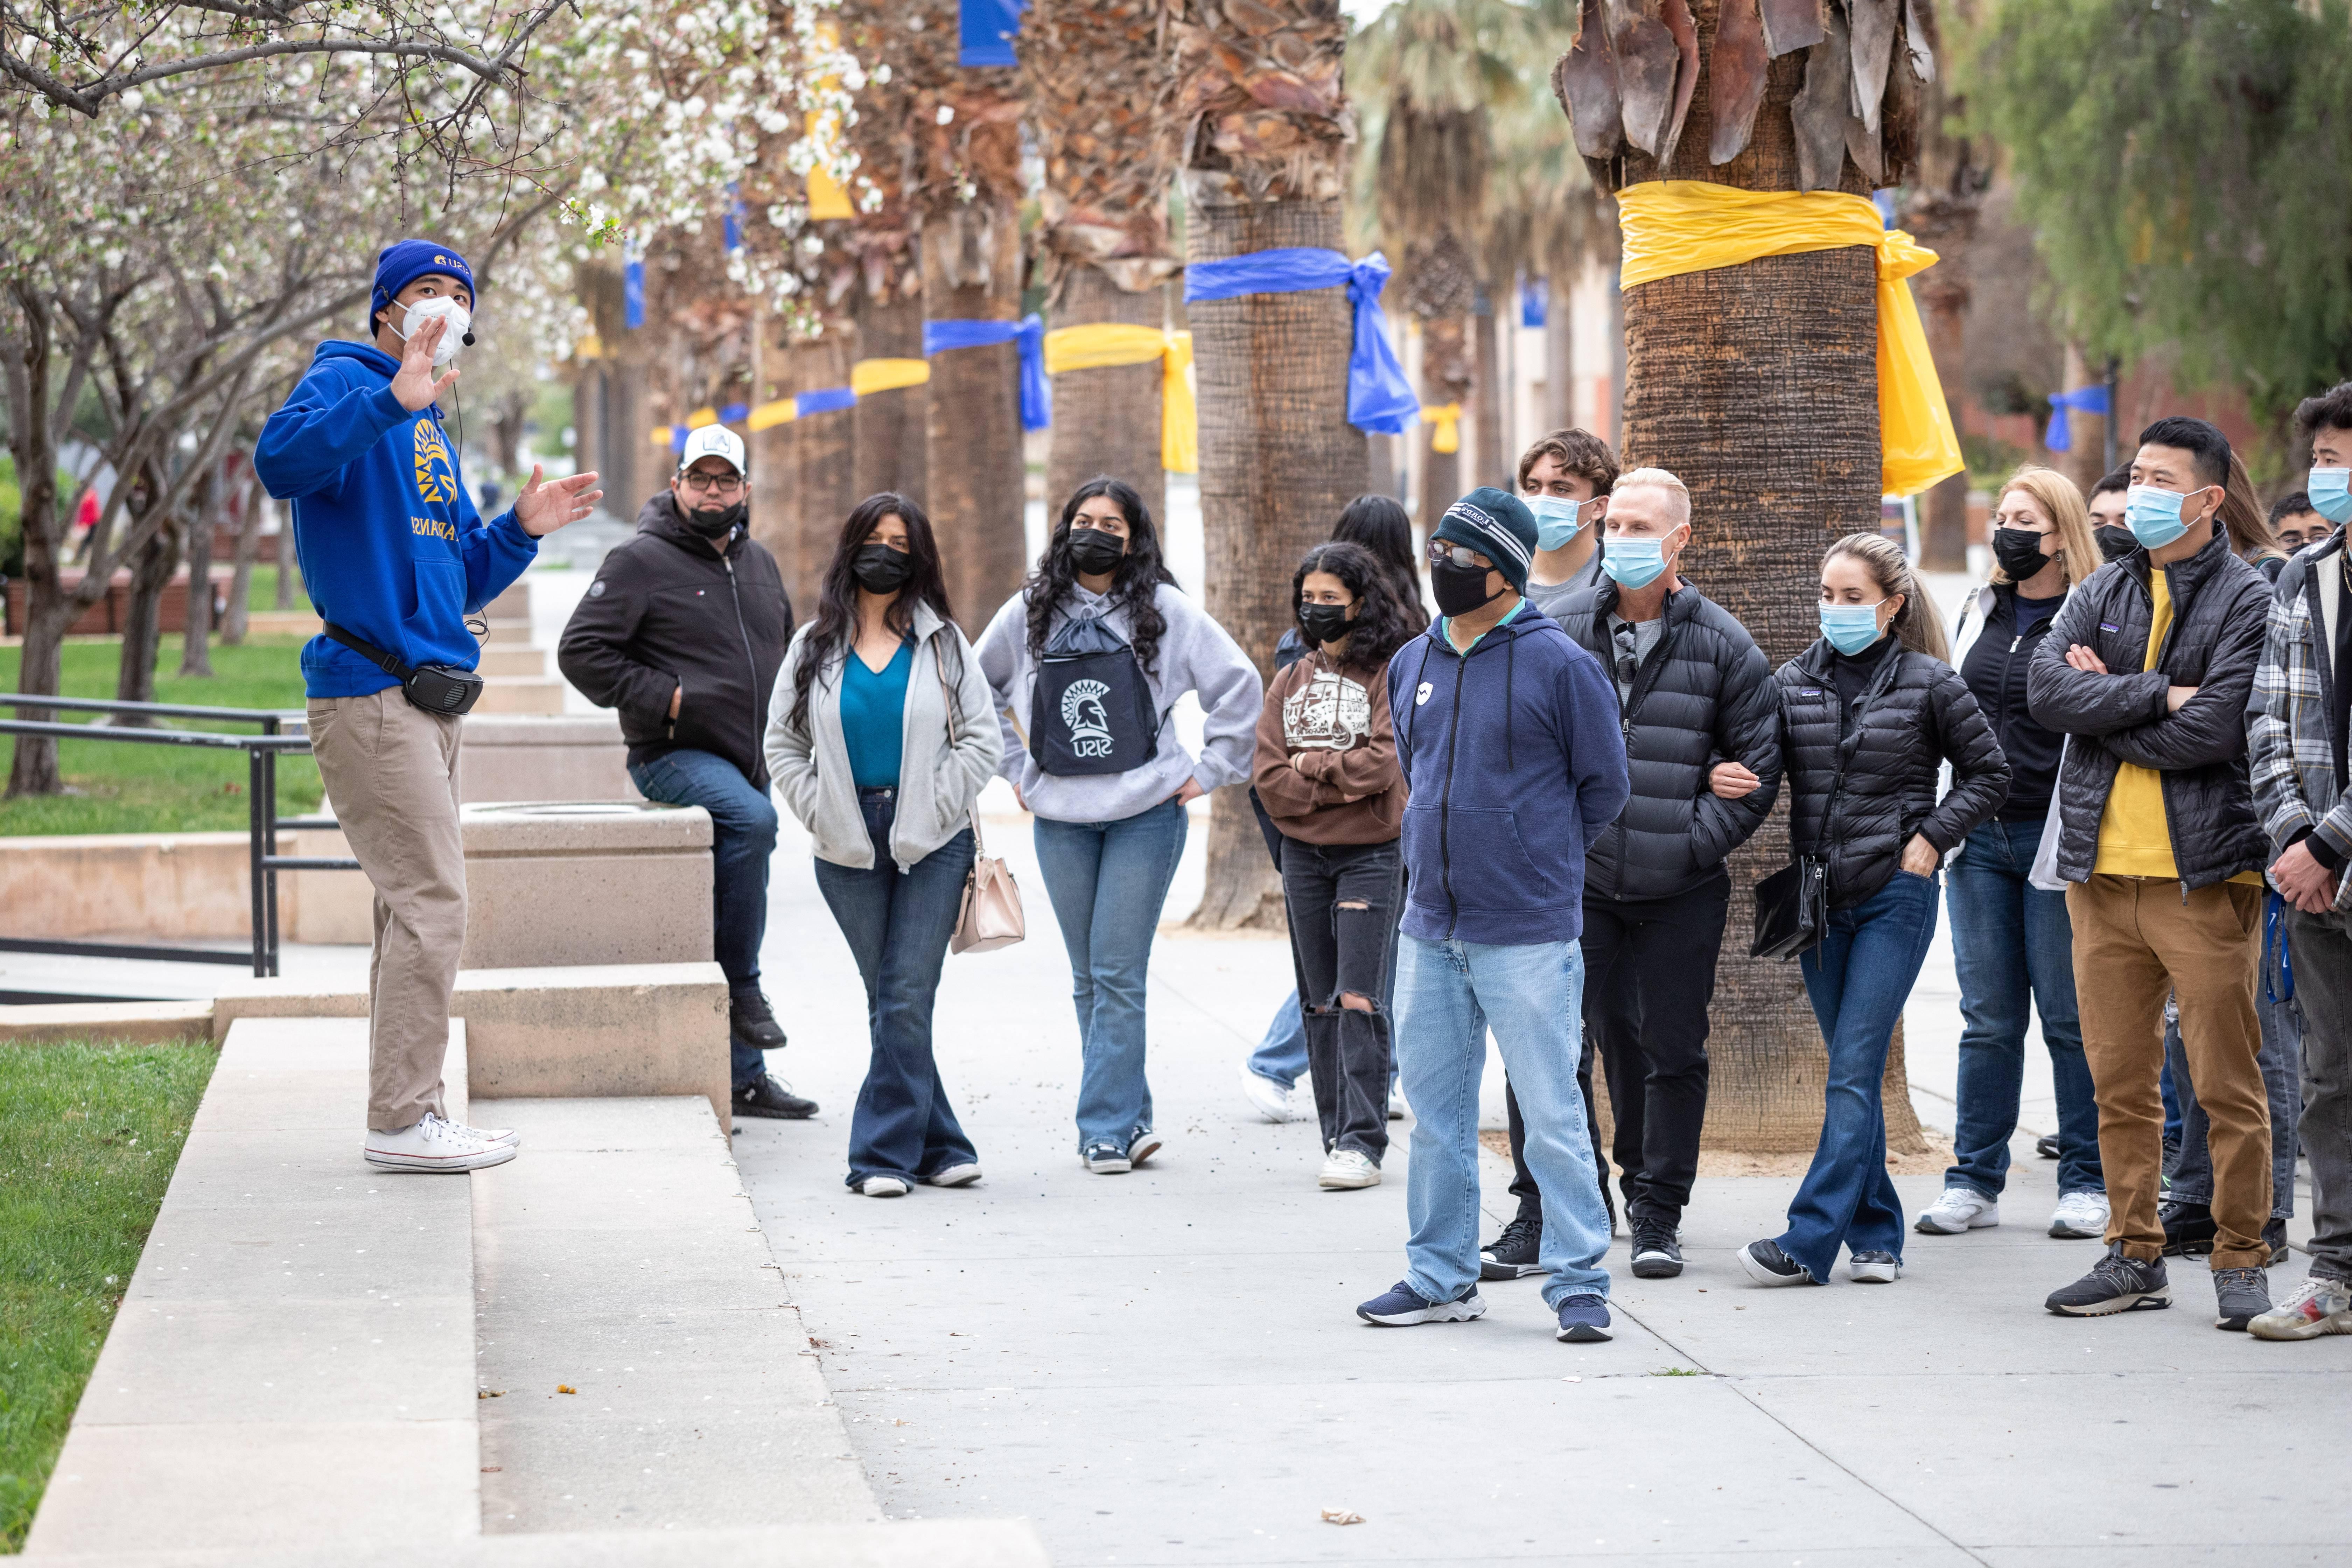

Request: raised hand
left=512, top=464, right=604, bottom=537
left=389, top=314, right=459, bottom=412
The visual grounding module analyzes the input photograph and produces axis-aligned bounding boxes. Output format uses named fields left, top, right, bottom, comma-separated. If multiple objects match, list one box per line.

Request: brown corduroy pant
left=2066, top=874, right=2272, bottom=1270
left=307, top=690, right=466, bottom=1131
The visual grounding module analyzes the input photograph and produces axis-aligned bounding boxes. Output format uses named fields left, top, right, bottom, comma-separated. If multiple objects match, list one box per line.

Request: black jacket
left=1776, top=638, right=2010, bottom=910
left=1955, top=583, right=2067, bottom=822
left=2025, top=524, right=2272, bottom=889
left=1552, top=579, right=1784, bottom=901
left=557, top=493, right=794, bottom=788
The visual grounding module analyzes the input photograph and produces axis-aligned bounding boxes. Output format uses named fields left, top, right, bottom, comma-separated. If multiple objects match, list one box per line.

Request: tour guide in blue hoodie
left=1356, top=486, right=1630, bottom=1343
left=254, top=238, right=601, bottom=1175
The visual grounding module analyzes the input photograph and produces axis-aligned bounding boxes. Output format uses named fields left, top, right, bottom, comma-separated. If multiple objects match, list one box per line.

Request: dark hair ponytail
left=1023, top=475, right=1178, bottom=675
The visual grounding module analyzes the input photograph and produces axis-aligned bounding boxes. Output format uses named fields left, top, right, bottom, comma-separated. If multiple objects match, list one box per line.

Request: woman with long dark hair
left=1253, top=541, right=1413, bottom=1190
left=766, top=493, right=1002, bottom=1197
left=975, top=475, right=1262, bottom=1174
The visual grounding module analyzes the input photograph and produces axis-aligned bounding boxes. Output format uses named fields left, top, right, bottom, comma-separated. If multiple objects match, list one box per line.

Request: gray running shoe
left=2213, top=1266, right=2272, bottom=1332
left=2045, top=1242, right=2170, bottom=1317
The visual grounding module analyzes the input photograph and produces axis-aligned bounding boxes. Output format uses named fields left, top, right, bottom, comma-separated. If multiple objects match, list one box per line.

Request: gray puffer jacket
left=2024, top=524, right=2273, bottom=889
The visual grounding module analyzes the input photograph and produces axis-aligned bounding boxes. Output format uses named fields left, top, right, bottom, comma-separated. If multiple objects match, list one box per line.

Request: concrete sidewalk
left=736, top=810, right=2352, bottom=1567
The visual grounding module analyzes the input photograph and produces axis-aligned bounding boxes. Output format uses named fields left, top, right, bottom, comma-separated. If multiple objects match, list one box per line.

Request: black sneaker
left=2214, top=1266, right=2272, bottom=1331
left=2045, top=1242, right=2171, bottom=1316
left=729, top=991, right=789, bottom=1051
left=1629, top=1219, right=1684, bottom=1279
left=1736, top=1238, right=1818, bottom=1287
left=1480, top=1211, right=1545, bottom=1280
left=2160, top=1199, right=2217, bottom=1256
left=2035, top=1133, right=2062, bottom=1160
left=2263, top=1216, right=2289, bottom=1268
left=734, top=1074, right=816, bottom=1120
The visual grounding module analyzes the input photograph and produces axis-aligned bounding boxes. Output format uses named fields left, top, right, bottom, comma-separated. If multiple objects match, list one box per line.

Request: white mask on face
left=389, top=296, right=472, bottom=366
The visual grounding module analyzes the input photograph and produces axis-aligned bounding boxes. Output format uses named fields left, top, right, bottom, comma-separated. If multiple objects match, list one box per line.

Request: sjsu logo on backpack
left=1415, top=681, right=1433, bottom=706
left=1060, top=679, right=1116, bottom=759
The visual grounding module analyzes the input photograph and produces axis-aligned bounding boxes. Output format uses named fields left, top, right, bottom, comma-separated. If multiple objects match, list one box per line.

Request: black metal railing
left=0, top=694, right=361, bottom=977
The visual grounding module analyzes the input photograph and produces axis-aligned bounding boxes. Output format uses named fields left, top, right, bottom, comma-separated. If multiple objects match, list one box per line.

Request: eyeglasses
left=1426, top=542, right=1493, bottom=571
left=681, top=471, right=744, bottom=495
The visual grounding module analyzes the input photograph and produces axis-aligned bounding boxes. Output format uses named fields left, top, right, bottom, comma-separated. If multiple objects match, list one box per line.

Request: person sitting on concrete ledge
left=254, top=237, right=603, bottom=1174
left=557, top=424, right=813, bottom=1120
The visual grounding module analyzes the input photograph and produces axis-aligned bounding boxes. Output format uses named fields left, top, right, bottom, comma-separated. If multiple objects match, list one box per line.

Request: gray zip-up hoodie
left=764, top=602, right=1001, bottom=871
left=974, top=581, right=1263, bottom=823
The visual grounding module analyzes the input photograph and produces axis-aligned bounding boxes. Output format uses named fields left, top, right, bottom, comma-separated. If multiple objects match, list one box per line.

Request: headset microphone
left=461, top=331, right=477, bottom=347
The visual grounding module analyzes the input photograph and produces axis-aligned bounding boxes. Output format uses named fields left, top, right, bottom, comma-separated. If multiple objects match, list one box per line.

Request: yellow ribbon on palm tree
left=851, top=357, right=931, bottom=396
left=1615, top=181, right=1963, bottom=498
left=1421, top=402, right=1462, bottom=456
left=1040, top=324, right=1198, bottom=474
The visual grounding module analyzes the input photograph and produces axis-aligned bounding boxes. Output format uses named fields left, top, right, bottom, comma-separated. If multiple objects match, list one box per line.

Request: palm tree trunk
left=1416, top=315, right=1468, bottom=526
left=1472, top=290, right=1505, bottom=489
left=1545, top=266, right=1576, bottom=430
left=793, top=333, right=856, bottom=609
left=1184, top=191, right=1367, bottom=931
left=1045, top=268, right=1167, bottom=530
left=852, top=292, right=928, bottom=511
left=2054, top=341, right=2107, bottom=494
left=920, top=209, right=1029, bottom=634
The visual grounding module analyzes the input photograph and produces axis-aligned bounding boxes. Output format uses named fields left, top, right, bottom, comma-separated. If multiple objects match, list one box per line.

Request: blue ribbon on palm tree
left=2043, top=385, right=2112, bottom=453
left=922, top=314, right=1052, bottom=432
left=958, top=0, right=1029, bottom=68
left=1181, top=248, right=1421, bottom=437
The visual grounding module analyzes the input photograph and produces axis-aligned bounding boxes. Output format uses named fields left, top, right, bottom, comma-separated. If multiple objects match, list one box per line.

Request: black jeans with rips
left=1279, top=834, right=1402, bottom=1162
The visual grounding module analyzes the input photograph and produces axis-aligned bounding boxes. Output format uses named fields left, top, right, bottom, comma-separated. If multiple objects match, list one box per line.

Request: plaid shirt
left=2247, top=539, right=2352, bottom=908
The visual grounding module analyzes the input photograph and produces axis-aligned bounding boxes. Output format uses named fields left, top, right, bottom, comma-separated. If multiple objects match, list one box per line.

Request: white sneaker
left=858, top=1175, right=911, bottom=1197
left=447, top=1117, right=518, bottom=1148
left=1388, top=1083, right=1407, bottom=1120
left=364, top=1112, right=517, bottom=1172
left=1318, top=1149, right=1381, bottom=1190
left=1238, top=1062, right=1293, bottom=1123
left=1914, top=1187, right=1998, bottom=1235
left=921, top=1163, right=982, bottom=1188
left=2048, top=1190, right=2110, bottom=1239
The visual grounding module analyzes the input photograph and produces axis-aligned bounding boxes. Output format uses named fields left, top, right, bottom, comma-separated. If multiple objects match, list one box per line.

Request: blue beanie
left=370, top=240, right=476, bottom=335
left=1434, top=486, right=1540, bottom=594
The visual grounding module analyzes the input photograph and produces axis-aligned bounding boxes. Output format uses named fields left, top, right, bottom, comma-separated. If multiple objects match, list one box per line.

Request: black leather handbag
left=1750, top=854, right=1828, bottom=961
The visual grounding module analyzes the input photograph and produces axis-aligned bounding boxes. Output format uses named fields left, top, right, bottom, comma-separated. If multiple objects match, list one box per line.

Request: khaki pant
left=2067, top=875, right=2271, bottom=1269
left=307, top=691, right=465, bottom=1130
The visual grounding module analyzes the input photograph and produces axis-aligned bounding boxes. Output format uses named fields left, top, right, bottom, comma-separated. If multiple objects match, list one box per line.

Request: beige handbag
left=935, top=640, right=1024, bottom=955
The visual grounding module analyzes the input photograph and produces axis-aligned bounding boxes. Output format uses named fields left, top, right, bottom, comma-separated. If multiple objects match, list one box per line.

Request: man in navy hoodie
left=255, top=239, right=602, bottom=1174
left=1357, top=487, right=1630, bottom=1342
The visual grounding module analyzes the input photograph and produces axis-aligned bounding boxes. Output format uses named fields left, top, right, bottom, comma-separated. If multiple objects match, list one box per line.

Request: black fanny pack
left=324, top=622, right=483, bottom=715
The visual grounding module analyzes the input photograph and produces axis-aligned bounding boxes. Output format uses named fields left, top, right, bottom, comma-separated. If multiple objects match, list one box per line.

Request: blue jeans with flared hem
left=1396, top=934, right=1613, bottom=1309
left=1778, top=869, right=1941, bottom=1283
left=813, top=789, right=979, bottom=1188
left=1032, top=796, right=1189, bottom=1153
left=629, top=748, right=780, bottom=1090
left=1944, top=818, right=2104, bottom=1199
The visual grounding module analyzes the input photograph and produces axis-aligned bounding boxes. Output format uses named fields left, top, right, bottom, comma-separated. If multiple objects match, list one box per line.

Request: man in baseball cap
left=558, top=421, right=812, bottom=1119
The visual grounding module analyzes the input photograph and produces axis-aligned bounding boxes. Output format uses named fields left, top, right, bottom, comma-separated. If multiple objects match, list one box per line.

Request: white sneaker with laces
left=364, top=1112, right=517, bottom=1172
left=1238, top=1062, right=1294, bottom=1123
left=858, top=1175, right=911, bottom=1197
left=2048, top=1189, right=2109, bottom=1239
left=921, top=1163, right=982, bottom=1188
left=1914, top=1187, right=1998, bottom=1235
left=445, top=1117, right=518, bottom=1148
left=1388, top=1083, right=1407, bottom=1120
left=1318, top=1149, right=1381, bottom=1190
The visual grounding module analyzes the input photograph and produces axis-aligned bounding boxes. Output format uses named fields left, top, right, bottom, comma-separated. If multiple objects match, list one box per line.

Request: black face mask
left=851, top=541, right=913, bottom=595
left=1430, top=557, right=1502, bottom=617
left=682, top=498, right=745, bottom=539
left=2095, top=524, right=2138, bottom=563
left=1992, top=527, right=2052, bottom=583
left=1066, top=526, right=1128, bottom=577
left=1298, top=601, right=1357, bottom=647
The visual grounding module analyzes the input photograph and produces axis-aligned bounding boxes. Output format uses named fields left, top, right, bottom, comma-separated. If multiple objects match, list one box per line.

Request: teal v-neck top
left=841, top=639, right=913, bottom=789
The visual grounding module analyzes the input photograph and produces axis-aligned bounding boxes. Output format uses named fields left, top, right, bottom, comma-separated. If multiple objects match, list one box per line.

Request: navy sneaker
left=1555, top=1294, right=1612, bottom=1342
left=1356, top=1280, right=1486, bottom=1326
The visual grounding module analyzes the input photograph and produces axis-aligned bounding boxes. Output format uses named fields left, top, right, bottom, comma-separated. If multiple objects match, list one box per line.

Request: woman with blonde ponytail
left=1736, top=532, right=2011, bottom=1291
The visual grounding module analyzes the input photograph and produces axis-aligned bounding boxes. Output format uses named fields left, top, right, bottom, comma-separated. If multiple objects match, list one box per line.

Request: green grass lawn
left=0, top=637, right=322, bottom=836
left=0, top=1037, right=216, bottom=1551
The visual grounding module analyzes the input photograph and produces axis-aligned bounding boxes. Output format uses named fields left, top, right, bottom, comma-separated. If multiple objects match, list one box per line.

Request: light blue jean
left=1395, top=934, right=1612, bottom=1308
left=1248, top=989, right=1309, bottom=1084
left=1032, top=796, right=1189, bottom=1153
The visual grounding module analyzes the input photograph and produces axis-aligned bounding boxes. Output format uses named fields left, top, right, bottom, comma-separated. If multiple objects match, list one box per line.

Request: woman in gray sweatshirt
left=974, top=476, right=1263, bottom=1174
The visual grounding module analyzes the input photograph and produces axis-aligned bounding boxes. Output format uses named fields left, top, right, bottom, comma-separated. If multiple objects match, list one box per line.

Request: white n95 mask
left=393, top=297, right=473, bottom=366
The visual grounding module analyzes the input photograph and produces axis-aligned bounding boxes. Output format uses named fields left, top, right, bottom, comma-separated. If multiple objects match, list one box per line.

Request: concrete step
left=478, top=645, right=550, bottom=679
left=483, top=618, right=534, bottom=645
left=475, top=677, right=565, bottom=715
left=487, top=582, right=532, bottom=622
left=24, top=1017, right=482, bottom=1558
left=25, top=1518, right=1051, bottom=1567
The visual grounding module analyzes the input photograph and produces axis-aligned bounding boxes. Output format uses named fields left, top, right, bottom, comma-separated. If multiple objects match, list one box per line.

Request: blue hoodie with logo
left=1386, top=604, right=1630, bottom=946
left=253, top=341, right=537, bottom=699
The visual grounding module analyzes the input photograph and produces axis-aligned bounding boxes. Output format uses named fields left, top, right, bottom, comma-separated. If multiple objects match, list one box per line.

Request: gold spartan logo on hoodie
left=412, top=419, right=458, bottom=505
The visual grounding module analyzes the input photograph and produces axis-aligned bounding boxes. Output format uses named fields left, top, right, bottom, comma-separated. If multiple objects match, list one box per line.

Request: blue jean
left=1780, top=870, right=1942, bottom=1283
left=629, top=748, right=779, bottom=1090
left=2166, top=990, right=2301, bottom=1222
left=1395, top=935, right=1612, bottom=1308
left=1032, top=796, right=1189, bottom=1152
left=1944, top=819, right=2103, bottom=1198
left=812, top=789, right=978, bottom=1186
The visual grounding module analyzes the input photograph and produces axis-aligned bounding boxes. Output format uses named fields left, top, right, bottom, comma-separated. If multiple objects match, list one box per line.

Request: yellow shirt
left=2092, top=568, right=2262, bottom=883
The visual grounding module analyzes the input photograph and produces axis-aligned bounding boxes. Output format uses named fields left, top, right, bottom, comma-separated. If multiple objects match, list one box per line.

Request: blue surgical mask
left=1602, top=536, right=1668, bottom=591
left=2124, top=484, right=2194, bottom=550
left=1819, top=602, right=1886, bottom=656
left=2310, top=468, right=2352, bottom=526
left=1528, top=495, right=1586, bottom=551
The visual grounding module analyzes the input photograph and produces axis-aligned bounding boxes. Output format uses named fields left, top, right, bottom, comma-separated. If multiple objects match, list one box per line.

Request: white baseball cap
left=677, top=424, right=747, bottom=475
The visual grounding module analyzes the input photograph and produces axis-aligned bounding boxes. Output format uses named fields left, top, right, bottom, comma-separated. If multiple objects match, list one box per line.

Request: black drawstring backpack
left=1029, top=613, right=1159, bottom=776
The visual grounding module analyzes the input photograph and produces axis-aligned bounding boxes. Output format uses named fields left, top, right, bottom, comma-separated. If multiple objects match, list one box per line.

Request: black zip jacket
left=1551, top=579, right=1783, bottom=902
left=2024, top=524, right=2272, bottom=889
left=1776, top=638, right=2010, bottom=910
left=1958, top=584, right=2067, bottom=823
left=556, top=492, right=794, bottom=788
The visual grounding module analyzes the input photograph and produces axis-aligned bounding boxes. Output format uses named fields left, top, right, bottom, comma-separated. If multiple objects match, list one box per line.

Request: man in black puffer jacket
left=2025, top=416, right=2277, bottom=1326
left=1510, top=468, right=1782, bottom=1283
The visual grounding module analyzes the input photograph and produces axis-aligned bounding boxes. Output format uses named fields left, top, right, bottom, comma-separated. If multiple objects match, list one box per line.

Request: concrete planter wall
left=457, top=801, right=714, bottom=971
